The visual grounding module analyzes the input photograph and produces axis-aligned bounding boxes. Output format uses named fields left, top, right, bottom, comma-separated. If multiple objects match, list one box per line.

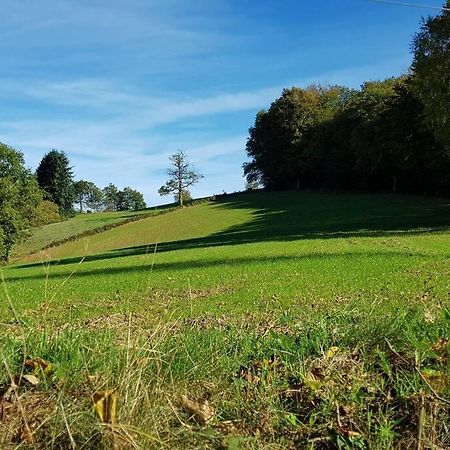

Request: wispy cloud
left=0, top=0, right=421, bottom=202
left=0, top=54, right=413, bottom=202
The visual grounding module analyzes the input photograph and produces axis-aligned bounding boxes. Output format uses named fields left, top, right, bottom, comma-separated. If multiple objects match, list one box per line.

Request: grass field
left=11, top=207, right=159, bottom=260
left=1, top=191, right=450, bottom=449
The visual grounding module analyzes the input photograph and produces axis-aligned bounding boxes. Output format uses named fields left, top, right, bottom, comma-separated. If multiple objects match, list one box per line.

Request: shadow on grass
left=16, top=191, right=450, bottom=270
left=5, top=250, right=434, bottom=282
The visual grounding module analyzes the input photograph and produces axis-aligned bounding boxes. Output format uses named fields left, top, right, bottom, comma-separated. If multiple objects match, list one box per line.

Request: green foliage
left=179, top=189, right=192, bottom=204
left=245, top=78, right=450, bottom=195
left=36, top=150, right=75, bottom=215
left=412, top=1, right=450, bottom=152
left=73, top=180, right=92, bottom=212
left=159, top=150, right=203, bottom=205
left=0, top=143, right=44, bottom=261
left=102, top=183, right=119, bottom=211
left=32, top=200, right=61, bottom=226
left=116, top=187, right=146, bottom=211
left=73, top=180, right=104, bottom=212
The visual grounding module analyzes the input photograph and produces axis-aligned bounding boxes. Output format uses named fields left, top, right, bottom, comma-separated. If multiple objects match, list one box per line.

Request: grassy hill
left=1, top=191, right=450, bottom=449
left=11, top=206, right=165, bottom=259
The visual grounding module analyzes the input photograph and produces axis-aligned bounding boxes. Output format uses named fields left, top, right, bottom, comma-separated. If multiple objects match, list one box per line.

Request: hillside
left=19, top=191, right=450, bottom=263
left=11, top=207, right=163, bottom=259
left=2, top=191, right=450, bottom=449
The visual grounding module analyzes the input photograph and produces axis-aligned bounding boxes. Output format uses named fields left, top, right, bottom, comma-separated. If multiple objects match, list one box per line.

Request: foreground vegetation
left=1, top=191, right=450, bottom=449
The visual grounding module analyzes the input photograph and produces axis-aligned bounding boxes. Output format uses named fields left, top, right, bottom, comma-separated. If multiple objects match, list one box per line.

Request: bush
left=31, top=200, right=61, bottom=227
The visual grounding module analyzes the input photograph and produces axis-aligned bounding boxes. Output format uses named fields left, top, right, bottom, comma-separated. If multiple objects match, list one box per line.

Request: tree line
left=0, top=145, right=203, bottom=261
left=0, top=146, right=147, bottom=261
left=35, top=149, right=147, bottom=214
left=244, top=3, right=450, bottom=196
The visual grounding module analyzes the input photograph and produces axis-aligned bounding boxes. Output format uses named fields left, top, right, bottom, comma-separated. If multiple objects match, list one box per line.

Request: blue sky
left=0, top=0, right=443, bottom=204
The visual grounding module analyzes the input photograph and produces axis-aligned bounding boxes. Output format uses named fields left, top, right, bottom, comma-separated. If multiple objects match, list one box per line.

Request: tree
left=242, top=78, right=450, bottom=196
left=33, top=200, right=61, bottom=226
left=86, top=184, right=104, bottom=212
left=244, top=86, right=346, bottom=190
left=73, top=180, right=91, bottom=212
left=116, top=187, right=146, bottom=211
left=158, top=150, right=203, bottom=205
left=103, top=183, right=119, bottom=211
left=74, top=180, right=104, bottom=212
left=36, top=150, right=75, bottom=215
left=0, top=143, right=45, bottom=261
left=411, top=1, right=450, bottom=152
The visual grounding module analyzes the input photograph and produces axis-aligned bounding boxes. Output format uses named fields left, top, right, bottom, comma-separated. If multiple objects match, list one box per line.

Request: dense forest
left=244, top=3, right=450, bottom=196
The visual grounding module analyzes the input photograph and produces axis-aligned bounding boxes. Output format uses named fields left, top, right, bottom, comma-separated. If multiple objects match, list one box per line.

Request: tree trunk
left=392, top=174, right=397, bottom=194
left=178, top=178, right=183, bottom=206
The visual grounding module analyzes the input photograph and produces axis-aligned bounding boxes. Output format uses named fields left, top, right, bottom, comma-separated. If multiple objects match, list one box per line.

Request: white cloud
left=0, top=55, right=413, bottom=204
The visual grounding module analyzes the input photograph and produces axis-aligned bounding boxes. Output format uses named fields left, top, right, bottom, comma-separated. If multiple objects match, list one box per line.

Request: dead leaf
left=431, top=338, right=449, bottom=363
left=25, top=358, right=53, bottom=375
left=92, top=390, right=117, bottom=424
left=22, top=375, right=40, bottom=386
left=178, top=394, right=215, bottom=425
left=238, top=366, right=260, bottom=384
left=421, top=368, right=448, bottom=392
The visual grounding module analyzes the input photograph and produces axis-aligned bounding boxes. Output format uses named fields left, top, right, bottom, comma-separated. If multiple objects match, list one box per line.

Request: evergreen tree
left=36, top=150, right=75, bottom=215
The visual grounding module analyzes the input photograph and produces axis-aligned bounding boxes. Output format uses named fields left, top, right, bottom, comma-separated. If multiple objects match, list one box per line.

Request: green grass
left=1, top=191, right=450, bottom=449
left=12, top=207, right=163, bottom=260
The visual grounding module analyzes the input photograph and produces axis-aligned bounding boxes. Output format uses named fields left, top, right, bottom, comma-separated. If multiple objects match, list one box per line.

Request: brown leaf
left=92, top=390, right=117, bottom=424
left=25, top=357, right=53, bottom=374
left=178, top=394, right=215, bottom=425
left=431, top=338, right=449, bottom=363
left=421, top=369, right=448, bottom=392
left=238, top=366, right=260, bottom=384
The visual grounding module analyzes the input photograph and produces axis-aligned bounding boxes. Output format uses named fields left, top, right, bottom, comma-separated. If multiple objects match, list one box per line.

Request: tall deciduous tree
left=36, top=150, right=75, bottom=215
left=74, top=180, right=104, bottom=212
left=103, top=183, right=119, bottom=211
left=0, top=143, right=45, bottom=261
left=158, top=150, right=203, bottom=205
left=73, top=180, right=91, bottom=212
left=243, top=78, right=450, bottom=196
left=411, top=1, right=450, bottom=152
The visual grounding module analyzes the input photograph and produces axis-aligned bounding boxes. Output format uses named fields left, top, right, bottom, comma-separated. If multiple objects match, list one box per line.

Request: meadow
left=1, top=191, right=449, bottom=449
left=11, top=207, right=160, bottom=260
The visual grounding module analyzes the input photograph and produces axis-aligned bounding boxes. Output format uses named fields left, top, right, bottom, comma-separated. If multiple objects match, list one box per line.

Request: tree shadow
left=5, top=250, right=434, bottom=282
left=16, top=191, right=450, bottom=270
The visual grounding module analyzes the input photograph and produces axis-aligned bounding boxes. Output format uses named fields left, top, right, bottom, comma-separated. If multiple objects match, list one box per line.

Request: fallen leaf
left=25, top=357, right=53, bottom=374
left=237, top=366, right=260, bottom=384
left=432, top=338, right=449, bottom=352
left=421, top=368, right=448, bottom=392
left=431, top=338, right=449, bottom=363
left=22, top=375, right=40, bottom=386
left=178, top=394, right=215, bottom=425
left=92, top=390, right=117, bottom=424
